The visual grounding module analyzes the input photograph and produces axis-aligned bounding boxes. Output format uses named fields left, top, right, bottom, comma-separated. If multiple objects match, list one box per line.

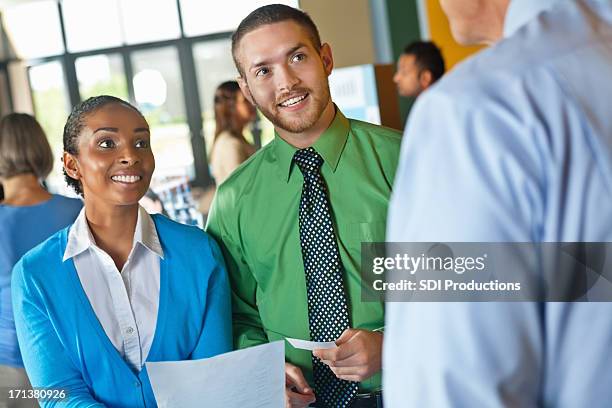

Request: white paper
left=286, top=337, right=337, bottom=351
left=146, top=341, right=285, bottom=408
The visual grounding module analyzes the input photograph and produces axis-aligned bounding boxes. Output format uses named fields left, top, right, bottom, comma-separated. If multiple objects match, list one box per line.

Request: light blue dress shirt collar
left=504, top=0, right=563, bottom=37
left=504, top=0, right=611, bottom=38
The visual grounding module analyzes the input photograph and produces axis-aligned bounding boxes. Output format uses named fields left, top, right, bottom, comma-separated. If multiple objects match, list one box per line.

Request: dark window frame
left=2, top=0, right=243, bottom=188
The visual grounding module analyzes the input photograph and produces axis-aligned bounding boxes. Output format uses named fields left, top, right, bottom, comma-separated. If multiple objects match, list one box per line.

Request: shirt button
left=134, top=381, right=141, bottom=387
left=126, top=327, right=134, bottom=335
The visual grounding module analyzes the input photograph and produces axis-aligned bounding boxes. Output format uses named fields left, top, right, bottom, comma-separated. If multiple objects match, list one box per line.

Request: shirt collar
left=63, top=205, right=164, bottom=262
left=273, top=106, right=350, bottom=183
left=503, top=0, right=563, bottom=38
left=63, top=207, right=95, bottom=261
left=137, top=206, right=164, bottom=259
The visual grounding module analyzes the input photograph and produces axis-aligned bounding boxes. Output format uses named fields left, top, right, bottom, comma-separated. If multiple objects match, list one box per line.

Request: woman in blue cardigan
left=12, top=96, right=232, bottom=407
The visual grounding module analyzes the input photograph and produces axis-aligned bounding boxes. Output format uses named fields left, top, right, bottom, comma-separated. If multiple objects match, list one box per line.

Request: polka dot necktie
left=293, top=147, right=358, bottom=408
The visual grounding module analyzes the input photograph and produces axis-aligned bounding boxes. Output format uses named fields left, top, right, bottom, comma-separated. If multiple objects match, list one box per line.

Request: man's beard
left=249, top=84, right=331, bottom=134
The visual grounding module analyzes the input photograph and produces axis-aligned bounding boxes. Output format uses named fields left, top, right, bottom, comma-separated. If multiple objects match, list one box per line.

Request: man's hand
left=313, top=328, right=383, bottom=382
left=285, top=362, right=316, bottom=408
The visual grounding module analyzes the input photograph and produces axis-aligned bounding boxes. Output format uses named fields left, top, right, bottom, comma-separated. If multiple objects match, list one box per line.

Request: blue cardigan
left=12, top=215, right=232, bottom=407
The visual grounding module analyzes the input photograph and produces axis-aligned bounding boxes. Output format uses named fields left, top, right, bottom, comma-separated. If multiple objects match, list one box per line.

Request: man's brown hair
left=231, top=4, right=322, bottom=77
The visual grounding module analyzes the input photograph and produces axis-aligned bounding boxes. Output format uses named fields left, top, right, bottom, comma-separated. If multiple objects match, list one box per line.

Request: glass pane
left=193, top=39, right=236, bottom=152
left=76, top=54, right=129, bottom=100
left=62, top=0, right=123, bottom=52
left=119, top=0, right=181, bottom=44
left=28, top=61, right=72, bottom=195
left=131, top=47, right=194, bottom=188
left=193, top=39, right=275, bottom=152
left=180, top=0, right=299, bottom=37
left=2, top=1, right=64, bottom=58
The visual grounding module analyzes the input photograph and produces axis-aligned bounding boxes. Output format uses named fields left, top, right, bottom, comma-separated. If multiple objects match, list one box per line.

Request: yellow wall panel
left=425, top=0, right=485, bottom=69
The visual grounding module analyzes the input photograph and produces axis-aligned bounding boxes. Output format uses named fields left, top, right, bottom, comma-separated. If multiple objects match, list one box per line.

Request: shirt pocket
left=336, top=220, right=387, bottom=280
left=352, top=221, right=387, bottom=243
left=339, top=220, right=387, bottom=257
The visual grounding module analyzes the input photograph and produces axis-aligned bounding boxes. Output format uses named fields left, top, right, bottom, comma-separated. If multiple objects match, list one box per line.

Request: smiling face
left=235, top=20, right=334, bottom=139
left=63, top=103, right=154, bottom=209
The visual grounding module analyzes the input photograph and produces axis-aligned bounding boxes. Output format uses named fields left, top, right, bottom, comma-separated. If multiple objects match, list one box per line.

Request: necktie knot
left=293, top=147, right=323, bottom=175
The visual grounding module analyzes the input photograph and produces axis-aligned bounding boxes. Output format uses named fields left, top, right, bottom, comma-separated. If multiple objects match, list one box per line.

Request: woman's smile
left=110, top=174, right=144, bottom=184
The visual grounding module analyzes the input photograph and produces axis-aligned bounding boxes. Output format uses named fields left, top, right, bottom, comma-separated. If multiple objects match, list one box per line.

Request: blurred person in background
left=393, top=41, right=445, bottom=99
left=198, top=81, right=257, bottom=216
left=209, top=80, right=257, bottom=185
left=0, top=113, right=82, bottom=407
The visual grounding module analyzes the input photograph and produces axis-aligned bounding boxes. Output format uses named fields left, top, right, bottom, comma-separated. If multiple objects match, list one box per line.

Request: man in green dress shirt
left=206, top=4, right=400, bottom=407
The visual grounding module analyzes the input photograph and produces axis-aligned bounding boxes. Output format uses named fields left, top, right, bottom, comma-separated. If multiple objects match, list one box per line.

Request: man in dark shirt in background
left=393, top=41, right=445, bottom=98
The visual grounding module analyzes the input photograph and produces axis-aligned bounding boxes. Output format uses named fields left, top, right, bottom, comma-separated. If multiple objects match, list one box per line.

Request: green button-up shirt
left=206, top=109, right=401, bottom=391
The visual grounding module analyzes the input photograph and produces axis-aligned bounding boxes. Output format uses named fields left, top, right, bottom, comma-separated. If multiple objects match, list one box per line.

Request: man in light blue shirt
left=384, top=0, right=612, bottom=406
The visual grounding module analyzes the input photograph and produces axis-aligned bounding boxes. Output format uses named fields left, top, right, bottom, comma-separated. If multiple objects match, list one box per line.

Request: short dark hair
left=0, top=113, right=53, bottom=180
left=63, top=95, right=144, bottom=196
left=403, top=41, right=446, bottom=83
left=231, top=4, right=322, bottom=77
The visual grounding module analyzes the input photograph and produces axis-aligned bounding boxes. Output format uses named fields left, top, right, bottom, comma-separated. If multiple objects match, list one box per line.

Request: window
left=28, top=61, right=71, bottom=194
left=62, top=0, right=124, bottom=52
left=75, top=54, right=129, bottom=100
left=193, top=39, right=236, bottom=151
left=7, top=0, right=305, bottom=194
left=131, top=47, right=194, bottom=186
left=119, top=0, right=181, bottom=44
left=2, top=1, right=64, bottom=58
left=180, top=0, right=300, bottom=37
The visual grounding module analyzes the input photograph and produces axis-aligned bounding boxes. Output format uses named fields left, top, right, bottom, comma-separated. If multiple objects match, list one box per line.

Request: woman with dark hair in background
left=0, top=113, right=82, bottom=407
left=12, top=96, right=231, bottom=407
left=208, top=80, right=257, bottom=185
